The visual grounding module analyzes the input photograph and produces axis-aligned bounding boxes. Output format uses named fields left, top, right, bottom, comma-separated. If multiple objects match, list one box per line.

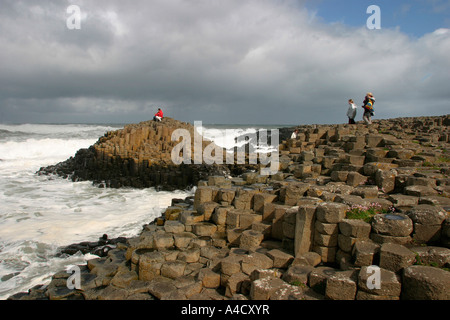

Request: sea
left=0, top=122, right=293, bottom=299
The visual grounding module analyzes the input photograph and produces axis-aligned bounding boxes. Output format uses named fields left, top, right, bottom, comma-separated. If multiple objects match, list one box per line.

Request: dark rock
left=57, top=235, right=128, bottom=257
left=14, top=114, right=450, bottom=301
left=402, top=265, right=450, bottom=300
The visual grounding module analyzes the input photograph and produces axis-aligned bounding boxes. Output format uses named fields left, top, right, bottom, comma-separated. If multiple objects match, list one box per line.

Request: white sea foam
left=199, top=125, right=278, bottom=154
left=0, top=123, right=119, bottom=137
left=200, top=126, right=258, bottom=150
left=0, top=123, right=193, bottom=299
left=0, top=138, right=94, bottom=166
left=0, top=123, right=279, bottom=299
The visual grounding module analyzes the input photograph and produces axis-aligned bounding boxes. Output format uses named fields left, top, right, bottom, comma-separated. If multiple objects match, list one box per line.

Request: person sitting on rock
left=291, top=129, right=299, bottom=139
left=153, top=108, right=163, bottom=122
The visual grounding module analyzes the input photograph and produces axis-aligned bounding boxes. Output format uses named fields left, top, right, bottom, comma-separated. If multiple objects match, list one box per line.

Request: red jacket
left=155, top=110, right=163, bottom=118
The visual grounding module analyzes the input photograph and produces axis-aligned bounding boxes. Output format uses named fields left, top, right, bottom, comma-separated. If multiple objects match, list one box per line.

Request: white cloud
left=0, top=0, right=449, bottom=124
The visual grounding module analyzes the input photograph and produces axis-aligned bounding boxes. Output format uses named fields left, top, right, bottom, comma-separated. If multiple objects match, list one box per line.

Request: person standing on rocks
left=362, top=93, right=375, bottom=125
left=154, top=108, right=164, bottom=121
left=347, top=99, right=357, bottom=124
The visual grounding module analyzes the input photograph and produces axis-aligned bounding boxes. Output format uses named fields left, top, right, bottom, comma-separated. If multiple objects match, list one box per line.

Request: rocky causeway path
left=10, top=115, right=450, bottom=300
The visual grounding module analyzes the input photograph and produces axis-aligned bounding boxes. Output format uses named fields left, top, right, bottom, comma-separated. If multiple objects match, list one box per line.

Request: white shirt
left=347, top=103, right=357, bottom=119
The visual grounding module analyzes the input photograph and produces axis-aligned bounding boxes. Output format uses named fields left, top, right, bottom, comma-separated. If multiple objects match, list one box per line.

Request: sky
left=0, top=0, right=449, bottom=125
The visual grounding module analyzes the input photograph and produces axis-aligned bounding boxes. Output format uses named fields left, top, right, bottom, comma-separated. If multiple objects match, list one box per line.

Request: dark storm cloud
left=0, top=0, right=449, bottom=124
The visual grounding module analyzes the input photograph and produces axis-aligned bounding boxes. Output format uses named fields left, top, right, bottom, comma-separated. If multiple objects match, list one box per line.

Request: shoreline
left=7, top=115, right=450, bottom=300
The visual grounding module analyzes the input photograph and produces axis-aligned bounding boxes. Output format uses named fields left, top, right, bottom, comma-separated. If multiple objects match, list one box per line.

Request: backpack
left=364, top=98, right=375, bottom=113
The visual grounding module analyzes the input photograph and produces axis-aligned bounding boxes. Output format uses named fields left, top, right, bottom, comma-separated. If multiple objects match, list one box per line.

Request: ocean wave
left=0, top=123, right=122, bottom=142
left=199, top=126, right=259, bottom=149
left=0, top=239, right=89, bottom=300
left=0, top=128, right=43, bottom=141
left=0, top=138, right=96, bottom=163
left=199, top=126, right=278, bottom=153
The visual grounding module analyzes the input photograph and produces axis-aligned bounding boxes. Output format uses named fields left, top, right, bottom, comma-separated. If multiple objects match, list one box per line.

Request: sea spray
left=0, top=123, right=287, bottom=299
left=0, top=123, right=193, bottom=299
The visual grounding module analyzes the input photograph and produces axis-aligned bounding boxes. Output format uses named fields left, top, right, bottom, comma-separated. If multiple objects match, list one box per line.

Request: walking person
left=362, top=93, right=375, bottom=125
left=347, top=99, right=357, bottom=124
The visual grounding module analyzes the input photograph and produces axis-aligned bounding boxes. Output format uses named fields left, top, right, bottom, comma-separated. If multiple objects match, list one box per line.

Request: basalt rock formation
left=38, top=117, right=256, bottom=190
left=18, top=114, right=450, bottom=301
